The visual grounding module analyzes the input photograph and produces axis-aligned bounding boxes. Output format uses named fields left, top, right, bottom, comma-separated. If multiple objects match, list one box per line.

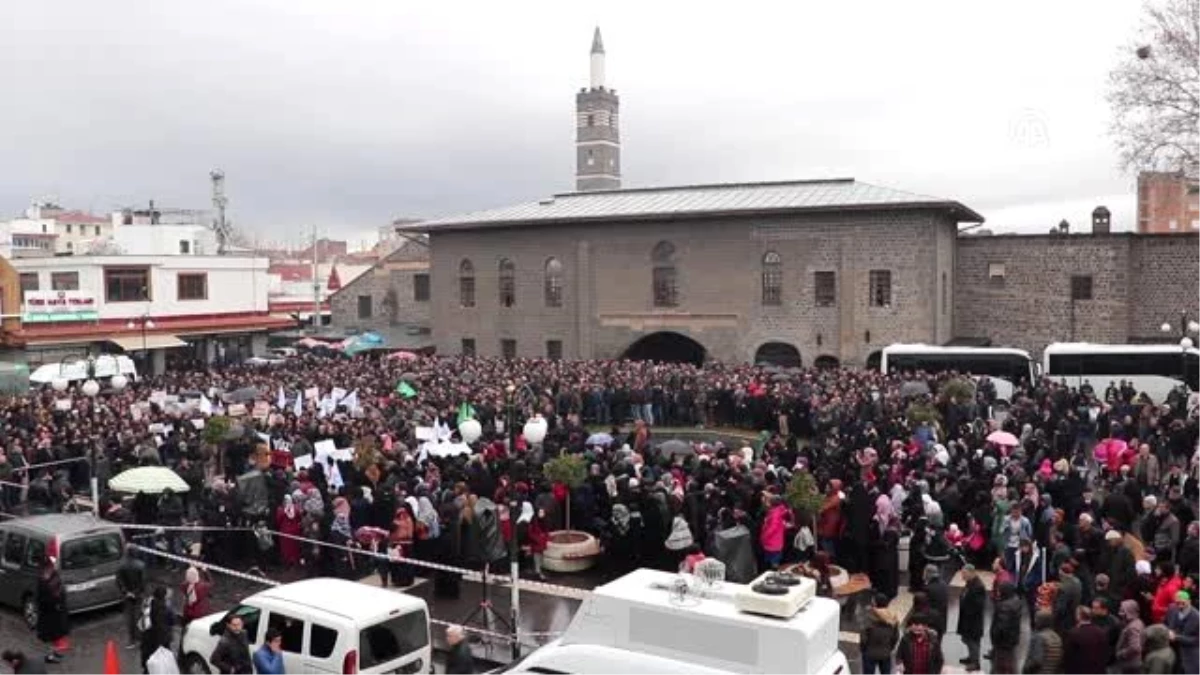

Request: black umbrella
left=400, top=372, right=418, bottom=382
left=658, top=439, right=694, bottom=456
left=899, top=380, right=931, bottom=398
left=223, top=387, right=260, bottom=403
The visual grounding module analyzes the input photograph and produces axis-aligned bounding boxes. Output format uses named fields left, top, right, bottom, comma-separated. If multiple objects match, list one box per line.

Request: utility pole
left=311, top=225, right=321, bottom=334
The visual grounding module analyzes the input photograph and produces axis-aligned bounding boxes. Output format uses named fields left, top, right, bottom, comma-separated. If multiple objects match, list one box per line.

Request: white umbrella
left=109, top=466, right=190, bottom=494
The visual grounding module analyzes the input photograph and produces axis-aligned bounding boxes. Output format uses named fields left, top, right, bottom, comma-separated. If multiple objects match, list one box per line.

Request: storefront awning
left=110, top=334, right=189, bottom=351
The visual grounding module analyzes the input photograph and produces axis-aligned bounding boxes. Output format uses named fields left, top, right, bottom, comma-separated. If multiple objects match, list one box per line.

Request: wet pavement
left=0, top=557, right=1030, bottom=674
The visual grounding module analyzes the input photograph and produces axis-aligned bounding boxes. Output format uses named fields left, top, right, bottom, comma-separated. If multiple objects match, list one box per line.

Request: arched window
left=458, top=259, right=475, bottom=308
left=651, top=241, right=678, bottom=307
left=761, top=251, right=782, bottom=306
left=498, top=258, right=516, bottom=308
left=544, top=257, right=564, bottom=307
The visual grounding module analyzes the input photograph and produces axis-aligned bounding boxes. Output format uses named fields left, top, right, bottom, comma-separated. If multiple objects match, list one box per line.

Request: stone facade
left=575, top=88, right=620, bottom=192
left=954, top=231, right=1199, bottom=359
left=427, top=208, right=960, bottom=367
left=328, top=241, right=431, bottom=336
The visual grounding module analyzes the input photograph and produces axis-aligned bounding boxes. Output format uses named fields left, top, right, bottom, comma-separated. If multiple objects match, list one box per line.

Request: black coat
left=35, top=573, right=69, bottom=643
left=445, top=641, right=475, bottom=674
left=1063, top=623, right=1112, bottom=674
left=956, top=576, right=987, bottom=641
left=990, top=585, right=1023, bottom=650
left=925, top=579, right=949, bottom=637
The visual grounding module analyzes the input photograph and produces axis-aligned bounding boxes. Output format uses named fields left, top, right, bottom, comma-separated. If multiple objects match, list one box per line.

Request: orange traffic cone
left=103, top=639, right=120, bottom=675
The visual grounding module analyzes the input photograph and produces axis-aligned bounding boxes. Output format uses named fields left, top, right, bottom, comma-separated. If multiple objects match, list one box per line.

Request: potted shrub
left=785, top=470, right=849, bottom=588
left=541, top=454, right=599, bottom=572
left=202, top=415, right=232, bottom=476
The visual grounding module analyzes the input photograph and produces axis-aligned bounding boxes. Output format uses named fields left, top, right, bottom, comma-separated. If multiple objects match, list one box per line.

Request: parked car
left=0, top=514, right=125, bottom=628
left=181, top=578, right=431, bottom=674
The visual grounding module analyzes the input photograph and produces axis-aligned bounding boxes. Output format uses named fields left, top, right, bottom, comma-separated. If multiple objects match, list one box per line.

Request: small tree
left=543, top=454, right=587, bottom=532
left=940, top=377, right=976, bottom=405
left=906, top=401, right=942, bottom=425
left=202, top=415, right=232, bottom=476
left=785, top=470, right=824, bottom=525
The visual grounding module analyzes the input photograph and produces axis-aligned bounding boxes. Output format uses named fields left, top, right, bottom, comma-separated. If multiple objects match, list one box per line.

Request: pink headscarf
left=873, top=494, right=895, bottom=535
left=1038, top=459, right=1053, bottom=479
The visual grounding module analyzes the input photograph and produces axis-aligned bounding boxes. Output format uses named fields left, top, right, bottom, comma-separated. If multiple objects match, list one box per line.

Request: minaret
left=575, top=27, right=620, bottom=192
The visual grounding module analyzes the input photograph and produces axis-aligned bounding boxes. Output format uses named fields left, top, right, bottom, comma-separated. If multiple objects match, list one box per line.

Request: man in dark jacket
left=1063, top=606, right=1112, bottom=674
left=956, top=565, right=986, bottom=671
left=116, top=547, right=146, bottom=649
left=445, top=625, right=475, bottom=674
left=858, top=593, right=899, bottom=674
left=896, top=617, right=943, bottom=675
left=210, top=615, right=252, bottom=675
left=923, top=564, right=949, bottom=639
left=989, top=581, right=1022, bottom=674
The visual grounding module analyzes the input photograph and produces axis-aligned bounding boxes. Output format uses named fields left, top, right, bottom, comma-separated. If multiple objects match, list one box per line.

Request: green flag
left=457, top=401, right=476, bottom=426
left=396, top=381, right=417, bottom=399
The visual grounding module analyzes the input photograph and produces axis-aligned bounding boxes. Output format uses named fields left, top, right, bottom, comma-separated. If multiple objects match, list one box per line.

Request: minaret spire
left=589, top=26, right=606, bottom=90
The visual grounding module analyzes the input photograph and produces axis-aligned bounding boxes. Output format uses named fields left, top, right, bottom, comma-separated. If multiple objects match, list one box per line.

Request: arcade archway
left=622, top=332, right=707, bottom=365
left=753, top=342, right=802, bottom=368
left=813, top=355, right=841, bottom=369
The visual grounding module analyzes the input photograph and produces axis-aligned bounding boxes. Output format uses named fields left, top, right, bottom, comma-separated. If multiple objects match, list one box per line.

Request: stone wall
left=329, top=242, right=431, bottom=334
left=954, top=232, right=1198, bottom=358
left=428, top=208, right=957, bottom=366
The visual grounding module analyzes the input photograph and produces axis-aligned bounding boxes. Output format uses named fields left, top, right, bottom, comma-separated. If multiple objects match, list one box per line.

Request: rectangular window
left=267, top=611, right=306, bottom=654
left=459, top=278, right=475, bottom=308
left=652, top=267, right=678, bottom=307
left=94, top=226, right=101, bottom=236
left=499, top=276, right=516, bottom=308
left=2, top=534, right=25, bottom=567
left=177, top=273, right=208, bottom=300
left=357, top=295, right=373, bottom=319
left=460, top=338, right=476, bottom=357
left=309, top=623, right=338, bottom=659
left=988, top=262, right=1006, bottom=279
left=19, top=273, right=38, bottom=298
left=104, top=267, right=149, bottom=302
left=51, top=272, right=79, bottom=291
left=501, top=339, right=517, bottom=360
left=813, top=271, right=836, bottom=307
left=869, top=270, right=892, bottom=307
left=179, top=240, right=191, bottom=254
left=546, top=340, right=563, bottom=361
left=65, top=223, right=72, bottom=234
left=940, top=272, right=947, bottom=315
left=1070, top=275, right=1093, bottom=300
left=413, top=273, right=430, bottom=302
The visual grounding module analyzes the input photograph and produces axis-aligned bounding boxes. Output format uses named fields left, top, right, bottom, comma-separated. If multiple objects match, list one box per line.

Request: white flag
left=276, top=386, right=286, bottom=410
left=199, top=394, right=213, bottom=416
left=341, top=390, right=359, bottom=412
left=293, top=392, right=303, bottom=417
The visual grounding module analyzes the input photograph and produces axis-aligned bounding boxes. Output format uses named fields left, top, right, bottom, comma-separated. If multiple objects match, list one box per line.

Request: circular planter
left=784, top=563, right=850, bottom=589
left=542, top=530, right=600, bottom=573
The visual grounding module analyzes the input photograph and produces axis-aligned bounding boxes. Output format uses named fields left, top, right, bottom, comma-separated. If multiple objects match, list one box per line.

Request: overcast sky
left=2, top=0, right=1146, bottom=246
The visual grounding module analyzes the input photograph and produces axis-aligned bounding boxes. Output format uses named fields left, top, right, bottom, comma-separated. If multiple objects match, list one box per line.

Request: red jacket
left=1152, top=575, right=1183, bottom=624
left=527, top=518, right=549, bottom=554
left=760, top=504, right=792, bottom=554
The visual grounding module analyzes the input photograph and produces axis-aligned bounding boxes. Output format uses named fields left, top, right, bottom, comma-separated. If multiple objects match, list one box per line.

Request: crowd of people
left=2, top=348, right=1198, bottom=674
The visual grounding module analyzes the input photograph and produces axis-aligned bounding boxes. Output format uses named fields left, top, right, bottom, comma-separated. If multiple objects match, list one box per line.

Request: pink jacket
left=760, top=504, right=791, bottom=553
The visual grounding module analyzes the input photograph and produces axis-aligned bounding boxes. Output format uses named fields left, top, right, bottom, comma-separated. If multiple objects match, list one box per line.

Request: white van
left=180, top=578, right=431, bottom=674
left=502, top=569, right=849, bottom=674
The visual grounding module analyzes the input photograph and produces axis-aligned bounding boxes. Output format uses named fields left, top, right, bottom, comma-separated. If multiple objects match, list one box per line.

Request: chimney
left=1058, top=219, right=1070, bottom=234
left=1091, top=205, right=1111, bottom=234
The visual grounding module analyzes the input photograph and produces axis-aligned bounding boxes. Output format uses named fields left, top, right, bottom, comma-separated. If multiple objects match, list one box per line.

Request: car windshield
left=60, top=532, right=122, bottom=570
left=357, top=611, right=429, bottom=670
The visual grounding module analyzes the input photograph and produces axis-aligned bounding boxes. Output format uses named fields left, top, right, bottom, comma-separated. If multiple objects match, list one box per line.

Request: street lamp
left=110, top=374, right=128, bottom=391
left=1161, top=312, right=1200, bottom=341
left=127, top=314, right=155, bottom=374
left=503, top=382, right=541, bottom=661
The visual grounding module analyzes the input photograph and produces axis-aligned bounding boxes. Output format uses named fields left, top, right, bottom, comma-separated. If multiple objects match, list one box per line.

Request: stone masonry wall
left=329, top=243, right=431, bottom=333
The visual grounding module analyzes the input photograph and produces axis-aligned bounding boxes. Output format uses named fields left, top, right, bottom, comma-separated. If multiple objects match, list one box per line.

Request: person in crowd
left=0, top=650, right=46, bottom=675
left=139, top=586, right=172, bottom=675
left=955, top=564, right=986, bottom=672
left=1144, top=623, right=1178, bottom=674
left=858, top=593, right=898, bottom=675
left=445, top=625, right=475, bottom=674
left=1063, top=605, right=1112, bottom=674
left=1166, top=589, right=1200, bottom=675
left=1054, top=560, right=1083, bottom=636
left=922, top=564, right=948, bottom=640
left=252, top=628, right=285, bottom=675
left=895, top=615, right=943, bottom=675
left=1113, top=599, right=1145, bottom=674
left=35, top=558, right=69, bottom=664
left=181, top=567, right=213, bottom=628
left=1023, top=610, right=1063, bottom=674
left=209, top=614, right=252, bottom=675
left=117, top=546, right=147, bottom=650
left=989, top=581, right=1022, bottom=674
left=275, top=494, right=303, bottom=567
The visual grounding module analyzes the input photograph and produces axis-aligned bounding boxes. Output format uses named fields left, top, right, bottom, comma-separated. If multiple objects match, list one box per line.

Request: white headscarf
left=517, top=501, right=534, bottom=525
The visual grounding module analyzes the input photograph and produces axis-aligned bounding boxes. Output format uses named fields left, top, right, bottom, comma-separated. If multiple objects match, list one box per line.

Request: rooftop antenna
left=210, top=168, right=231, bottom=253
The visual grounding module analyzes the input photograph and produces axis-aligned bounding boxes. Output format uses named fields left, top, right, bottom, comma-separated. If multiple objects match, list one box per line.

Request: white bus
left=1042, top=342, right=1199, bottom=404
left=880, top=344, right=1037, bottom=403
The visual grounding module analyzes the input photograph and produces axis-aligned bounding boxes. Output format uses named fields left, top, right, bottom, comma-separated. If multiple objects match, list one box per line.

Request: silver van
left=0, top=514, right=125, bottom=628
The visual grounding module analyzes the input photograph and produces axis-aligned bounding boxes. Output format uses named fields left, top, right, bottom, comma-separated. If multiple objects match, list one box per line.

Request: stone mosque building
left=345, top=28, right=1198, bottom=367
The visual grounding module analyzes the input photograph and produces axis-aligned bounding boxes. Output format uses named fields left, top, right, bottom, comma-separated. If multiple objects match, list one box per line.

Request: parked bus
left=880, top=344, right=1036, bottom=403
left=1042, top=342, right=1199, bottom=404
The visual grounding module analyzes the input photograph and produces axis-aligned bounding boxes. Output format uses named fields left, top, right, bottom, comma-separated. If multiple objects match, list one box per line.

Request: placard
left=305, top=387, right=319, bottom=400
left=54, top=399, right=72, bottom=411
left=227, top=403, right=248, bottom=417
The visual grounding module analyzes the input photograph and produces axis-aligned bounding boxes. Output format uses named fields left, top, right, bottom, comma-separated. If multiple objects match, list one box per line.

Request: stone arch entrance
left=623, top=332, right=707, bottom=365
left=753, top=341, right=802, bottom=368
left=865, top=350, right=883, bottom=371
left=813, top=355, right=840, bottom=369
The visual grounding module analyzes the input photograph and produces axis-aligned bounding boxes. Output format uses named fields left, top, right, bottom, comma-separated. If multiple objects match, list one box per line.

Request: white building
left=0, top=202, right=115, bottom=256
left=9, top=254, right=290, bottom=372
left=111, top=224, right=217, bottom=256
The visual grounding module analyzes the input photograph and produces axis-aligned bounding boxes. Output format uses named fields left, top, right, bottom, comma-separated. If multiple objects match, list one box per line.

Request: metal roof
left=410, top=178, right=983, bottom=232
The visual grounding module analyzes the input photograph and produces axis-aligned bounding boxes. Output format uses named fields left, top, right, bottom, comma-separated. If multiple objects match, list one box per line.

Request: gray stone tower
left=575, top=27, right=621, bottom=192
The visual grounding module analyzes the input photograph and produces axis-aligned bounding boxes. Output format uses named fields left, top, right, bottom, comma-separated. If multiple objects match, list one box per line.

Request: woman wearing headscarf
left=522, top=505, right=549, bottom=580
left=414, top=495, right=440, bottom=562
left=36, top=558, right=69, bottom=664
left=388, top=502, right=417, bottom=587
left=181, top=566, right=213, bottom=627
left=869, top=493, right=901, bottom=600
left=275, top=494, right=303, bottom=567
left=329, top=497, right=357, bottom=578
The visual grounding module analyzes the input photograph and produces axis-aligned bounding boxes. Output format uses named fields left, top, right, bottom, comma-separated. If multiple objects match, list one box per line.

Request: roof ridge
left=552, top=177, right=856, bottom=198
